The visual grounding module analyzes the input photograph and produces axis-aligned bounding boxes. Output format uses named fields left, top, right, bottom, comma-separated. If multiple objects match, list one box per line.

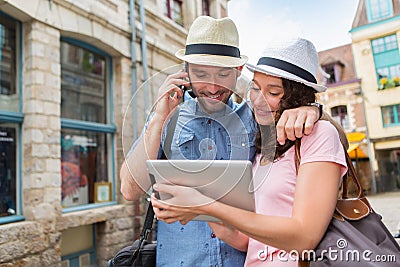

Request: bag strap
left=140, top=201, right=155, bottom=241
left=160, top=106, right=180, bottom=159
left=136, top=106, right=180, bottom=241
left=136, top=107, right=180, bottom=240
left=128, top=201, right=155, bottom=262
left=294, top=139, right=301, bottom=173
left=343, top=149, right=364, bottom=199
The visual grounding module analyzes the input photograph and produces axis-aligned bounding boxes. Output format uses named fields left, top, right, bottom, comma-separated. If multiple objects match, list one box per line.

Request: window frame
left=381, top=104, right=400, bottom=127
left=366, top=0, right=393, bottom=22
left=61, top=224, right=96, bottom=266
left=371, top=34, right=398, bottom=54
left=371, top=34, right=400, bottom=87
left=0, top=12, right=23, bottom=225
left=322, top=63, right=342, bottom=84
left=60, top=37, right=116, bottom=213
left=331, top=105, right=350, bottom=129
left=164, top=0, right=183, bottom=25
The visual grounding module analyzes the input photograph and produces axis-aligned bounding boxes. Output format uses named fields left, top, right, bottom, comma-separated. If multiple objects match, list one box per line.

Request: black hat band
left=185, top=43, right=240, bottom=58
left=257, top=57, right=317, bottom=83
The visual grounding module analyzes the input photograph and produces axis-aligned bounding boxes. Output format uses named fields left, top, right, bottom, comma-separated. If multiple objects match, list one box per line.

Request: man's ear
left=236, top=65, right=244, bottom=77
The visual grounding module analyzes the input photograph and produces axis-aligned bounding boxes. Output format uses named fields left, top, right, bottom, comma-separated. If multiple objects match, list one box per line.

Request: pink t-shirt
left=245, top=121, right=348, bottom=267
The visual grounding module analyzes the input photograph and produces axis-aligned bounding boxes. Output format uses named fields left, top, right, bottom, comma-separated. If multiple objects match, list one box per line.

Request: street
left=367, top=191, right=400, bottom=237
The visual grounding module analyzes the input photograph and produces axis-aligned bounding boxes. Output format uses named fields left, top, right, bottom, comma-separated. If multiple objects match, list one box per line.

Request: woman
left=151, top=37, right=348, bottom=266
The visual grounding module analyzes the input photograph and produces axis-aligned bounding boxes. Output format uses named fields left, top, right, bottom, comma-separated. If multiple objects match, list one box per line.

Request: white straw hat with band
left=175, top=16, right=248, bottom=67
left=246, top=37, right=327, bottom=92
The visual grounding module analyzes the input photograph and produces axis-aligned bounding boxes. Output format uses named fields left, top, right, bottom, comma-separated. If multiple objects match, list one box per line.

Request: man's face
left=188, top=64, right=238, bottom=114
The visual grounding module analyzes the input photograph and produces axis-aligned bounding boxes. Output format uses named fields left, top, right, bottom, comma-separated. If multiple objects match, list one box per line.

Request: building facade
left=0, top=0, right=228, bottom=266
left=350, top=0, right=400, bottom=193
left=317, top=44, right=373, bottom=194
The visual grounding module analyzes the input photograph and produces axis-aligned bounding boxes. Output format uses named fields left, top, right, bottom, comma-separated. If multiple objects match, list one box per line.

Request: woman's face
left=249, top=72, right=284, bottom=125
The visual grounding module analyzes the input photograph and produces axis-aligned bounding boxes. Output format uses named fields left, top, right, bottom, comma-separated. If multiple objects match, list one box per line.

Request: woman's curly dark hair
left=255, top=77, right=316, bottom=160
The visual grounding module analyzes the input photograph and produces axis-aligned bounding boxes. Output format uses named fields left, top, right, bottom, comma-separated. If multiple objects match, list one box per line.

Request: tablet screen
left=146, top=159, right=255, bottom=221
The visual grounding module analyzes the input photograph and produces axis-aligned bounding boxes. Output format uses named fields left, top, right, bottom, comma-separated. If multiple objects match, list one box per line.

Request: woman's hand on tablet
left=150, top=183, right=213, bottom=224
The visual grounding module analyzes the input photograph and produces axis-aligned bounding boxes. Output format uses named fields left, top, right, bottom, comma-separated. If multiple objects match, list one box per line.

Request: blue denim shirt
left=155, top=95, right=257, bottom=266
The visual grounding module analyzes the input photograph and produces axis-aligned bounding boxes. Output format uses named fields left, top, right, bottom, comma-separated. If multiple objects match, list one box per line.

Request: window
left=367, top=0, right=393, bottom=22
left=322, top=63, right=342, bottom=84
left=0, top=14, right=18, bottom=112
left=371, top=35, right=397, bottom=54
left=202, top=0, right=210, bottom=16
left=377, top=64, right=400, bottom=80
left=61, top=42, right=106, bottom=123
left=382, top=104, right=400, bottom=127
left=0, top=124, right=17, bottom=217
left=0, top=13, right=22, bottom=222
left=163, top=0, right=183, bottom=25
left=371, top=34, right=400, bottom=89
left=61, top=225, right=96, bottom=266
left=60, top=39, right=115, bottom=210
left=331, top=105, right=350, bottom=129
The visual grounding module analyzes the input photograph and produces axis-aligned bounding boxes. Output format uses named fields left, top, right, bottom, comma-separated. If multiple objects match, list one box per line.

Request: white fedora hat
left=175, top=16, right=248, bottom=67
left=246, top=37, right=326, bottom=92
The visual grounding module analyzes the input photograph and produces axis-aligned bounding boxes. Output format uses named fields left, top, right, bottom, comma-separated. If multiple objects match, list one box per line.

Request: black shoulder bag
left=107, top=202, right=156, bottom=267
left=107, top=107, right=180, bottom=267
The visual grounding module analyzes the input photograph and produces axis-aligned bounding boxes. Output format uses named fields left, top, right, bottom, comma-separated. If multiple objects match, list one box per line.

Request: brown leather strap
left=298, top=260, right=310, bottom=267
left=343, top=147, right=364, bottom=199
left=294, top=139, right=301, bottom=174
left=342, top=173, right=348, bottom=199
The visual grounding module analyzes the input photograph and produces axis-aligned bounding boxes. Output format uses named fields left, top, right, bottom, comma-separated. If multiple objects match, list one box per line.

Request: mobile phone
left=149, top=173, right=160, bottom=199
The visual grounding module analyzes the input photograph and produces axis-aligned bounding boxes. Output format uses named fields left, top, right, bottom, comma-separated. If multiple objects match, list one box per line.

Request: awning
left=347, top=143, right=369, bottom=159
left=346, top=132, right=366, bottom=143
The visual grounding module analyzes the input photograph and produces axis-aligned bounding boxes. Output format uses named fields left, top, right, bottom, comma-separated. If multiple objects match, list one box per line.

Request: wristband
left=307, top=102, right=323, bottom=120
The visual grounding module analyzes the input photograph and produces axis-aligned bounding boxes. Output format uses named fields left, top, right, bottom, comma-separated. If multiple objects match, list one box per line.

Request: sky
left=228, top=0, right=360, bottom=64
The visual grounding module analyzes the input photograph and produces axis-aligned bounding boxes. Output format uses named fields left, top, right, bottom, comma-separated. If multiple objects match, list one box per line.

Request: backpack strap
left=160, top=106, right=180, bottom=159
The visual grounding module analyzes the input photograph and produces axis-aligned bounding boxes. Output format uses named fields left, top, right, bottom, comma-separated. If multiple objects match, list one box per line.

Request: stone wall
left=0, top=0, right=229, bottom=265
left=0, top=204, right=138, bottom=266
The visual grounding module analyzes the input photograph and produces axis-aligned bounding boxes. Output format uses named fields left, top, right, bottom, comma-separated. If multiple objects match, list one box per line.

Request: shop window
left=366, top=0, right=393, bottom=22
left=163, top=0, right=183, bottom=25
left=60, top=38, right=115, bottom=210
left=382, top=104, right=400, bottom=127
left=0, top=13, right=22, bottom=223
left=0, top=125, right=17, bottom=217
left=61, top=42, right=106, bottom=123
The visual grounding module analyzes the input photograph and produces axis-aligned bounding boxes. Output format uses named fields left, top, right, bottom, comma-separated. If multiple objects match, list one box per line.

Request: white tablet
left=146, top=159, right=255, bottom=222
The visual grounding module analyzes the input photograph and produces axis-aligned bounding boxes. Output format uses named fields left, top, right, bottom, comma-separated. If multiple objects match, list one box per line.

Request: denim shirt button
left=211, top=232, right=216, bottom=238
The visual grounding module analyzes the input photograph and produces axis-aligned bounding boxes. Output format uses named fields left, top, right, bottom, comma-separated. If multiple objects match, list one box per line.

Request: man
left=120, top=16, right=321, bottom=266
